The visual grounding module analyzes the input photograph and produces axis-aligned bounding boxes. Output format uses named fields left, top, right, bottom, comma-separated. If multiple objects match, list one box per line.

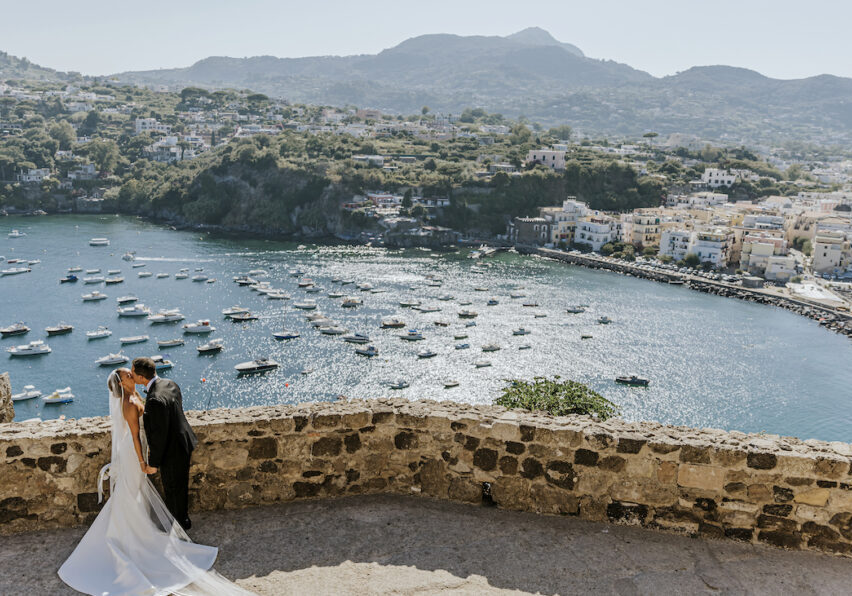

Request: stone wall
left=3, top=399, right=852, bottom=556
left=0, top=373, right=13, bottom=424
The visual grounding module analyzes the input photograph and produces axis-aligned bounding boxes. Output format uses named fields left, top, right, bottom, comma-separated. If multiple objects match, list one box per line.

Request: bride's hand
left=140, top=461, right=156, bottom=475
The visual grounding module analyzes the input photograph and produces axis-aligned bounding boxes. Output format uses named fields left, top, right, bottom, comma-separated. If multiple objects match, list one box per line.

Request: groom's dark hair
left=132, top=357, right=156, bottom=380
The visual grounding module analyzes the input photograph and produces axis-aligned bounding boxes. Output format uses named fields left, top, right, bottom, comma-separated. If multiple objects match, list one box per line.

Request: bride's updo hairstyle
left=107, top=369, right=126, bottom=399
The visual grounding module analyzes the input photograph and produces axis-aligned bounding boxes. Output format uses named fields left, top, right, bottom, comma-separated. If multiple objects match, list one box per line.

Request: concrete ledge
left=3, top=399, right=852, bottom=557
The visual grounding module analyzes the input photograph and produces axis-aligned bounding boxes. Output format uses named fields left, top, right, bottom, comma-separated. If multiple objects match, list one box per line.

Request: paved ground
left=3, top=494, right=852, bottom=595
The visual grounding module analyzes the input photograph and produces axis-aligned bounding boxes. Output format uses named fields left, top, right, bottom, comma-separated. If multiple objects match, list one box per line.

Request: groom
left=132, top=357, right=198, bottom=531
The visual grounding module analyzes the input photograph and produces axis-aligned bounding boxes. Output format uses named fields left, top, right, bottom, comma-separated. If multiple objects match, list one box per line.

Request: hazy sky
left=5, top=0, right=850, bottom=80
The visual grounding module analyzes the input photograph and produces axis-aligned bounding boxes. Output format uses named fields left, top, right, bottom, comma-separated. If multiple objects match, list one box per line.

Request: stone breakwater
left=523, top=247, right=852, bottom=338
left=4, top=399, right=852, bottom=556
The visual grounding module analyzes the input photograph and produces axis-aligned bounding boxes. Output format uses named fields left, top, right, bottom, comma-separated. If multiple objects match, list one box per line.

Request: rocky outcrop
left=0, top=374, right=12, bottom=424
left=3, top=399, right=852, bottom=557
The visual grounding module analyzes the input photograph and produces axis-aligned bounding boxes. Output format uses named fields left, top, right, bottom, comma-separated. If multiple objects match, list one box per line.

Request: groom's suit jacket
left=142, top=378, right=198, bottom=469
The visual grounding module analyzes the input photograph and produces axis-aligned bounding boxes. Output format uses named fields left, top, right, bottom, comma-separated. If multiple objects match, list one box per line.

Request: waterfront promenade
left=4, top=494, right=852, bottom=594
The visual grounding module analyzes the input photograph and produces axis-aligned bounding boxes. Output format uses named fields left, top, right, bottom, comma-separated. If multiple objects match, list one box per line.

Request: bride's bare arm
left=123, top=400, right=155, bottom=474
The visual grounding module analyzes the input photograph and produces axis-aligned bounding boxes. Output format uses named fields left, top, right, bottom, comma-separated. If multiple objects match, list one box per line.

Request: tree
left=401, top=188, right=413, bottom=209
left=495, top=376, right=619, bottom=421
left=421, top=106, right=430, bottom=115
left=600, top=243, right=615, bottom=256
left=80, top=110, right=101, bottom=136
left=423, top=158, right=437, bottom=171
left=85, top=139, right=120, bottom=173
left=48, top=121, right=76, bottom=150
left=682, top=253, right=700, bottom=268
left=547, top=125, right=572, bottom=140
left=509, top=123, right=532, bottom=145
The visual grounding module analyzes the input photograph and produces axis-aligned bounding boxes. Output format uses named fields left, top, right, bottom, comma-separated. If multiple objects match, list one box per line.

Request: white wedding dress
left=58, top=376, right=254, bottom=595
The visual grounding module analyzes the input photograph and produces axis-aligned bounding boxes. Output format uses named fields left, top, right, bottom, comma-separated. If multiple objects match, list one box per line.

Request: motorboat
left=474, top=287, right=488, bottom=292
left=566, top=307, right=585, bottom=314
left=598, top=316, right=613, bottom=325
left=522, top=301, right=539, bottom=308
left=482, top=344, right=501, bottom=352
left=330, top=277, right=342, bottom=284
left=118, top=304, right=152, bottom=317
left=465, top=321, right=477, bottom=327
left=82, top=291, right=108, bottom=302
left=1, top=267, right=31, bottom=276
left=327, top=291, right=344, bottom=299
left=197, top=338, right=224, bottom=353
left=293, top=300, right=317, bottom=310
left=380, top=317, right=406, bottom=329
left=417, top=349, right=437, bottom=359
left=518, top=344, right=532, bottom=350
left=12, top=385, right=41, bottom=401
left=512, top=328, right=531, bottom=336
left=455, top=343, right=470, bottom=350
left=89, top=238, right=110, bottom=246
left=60, top=274, right=78, bottom=283
left=183, top=320, right=215, bottom=334
left=458, top=310, right=478, bottom=319
left=156, top=272, right=169, bottom=279
left=0, top=322, right=29, bottom=337
left=340, top=279, right=354, bottom=285
left=108, top=269, right=121, bottom=275
left=533, top=313, right=547, bottom=318
left=305, top=286, right=323, bottom=294
left=248, top=269, right=268, bottom=277
left=343, top=332, right=370, bottom=344
left=486, top=298, right=499, bottom=306
left=194, top=267, right=204, bottom=272
left=138, top=271, right=153, bottom=278
left=132, top=263, right=146, bottom=268
left=289, top=268, right=305, bottom=277
left=119, top=335, right=149, bottom=345
left=474, top=360, right=492, bottom=368
left=8, top=229, right=26, bottom=238
left=251, top=282, right=272, bottom=293
left=175, top=272, right=188, bottom=279
left=148, top=309, right=185, bottom=324
left=83, top=276, right=105, bottom=284
left=433, top=320, right=450, bottom=327
left=388, top=379, right=409, bottom=390
left=341, top=297, right=362, bottom=308
left=191, top=274, right=208, bottom=282
left=104, top=276, right=124, bottom=285
left=117, top=295, right=137, bottom=304
left=580, top=334, right=593, bottom=340
left=43, top=387, right=74, bottom=404
left=400, top=329, right=424, bottom=341
left=8, top=340, right=51, bottom=357
left=453, top=333, right=468, bottom=340
left=222, top=306, right=250, bottom=317
left=297, top=278, right=315, bottom=288
left=235, top=358, right=279, bottom=374
left=45, top=324, right=73, bottom=336
left=157, top=338, right=185, bottom=348
left=616, top=375, right=650, bottom=387
left=399, top=299, right=421, bottom=308
left=273, top=330, right=300, bottom=340
left=267, top=290, right=290, bottom=300
left=319, top=325, right=347, bottom=336
left=86, top=269, right=101, bottom=274
left=151, top=355, right=174, bottom=371
left=425, top=280, right=442, bottom=287
left=310, top=318, right=334, bottom=328
left=96, top=353, right=128, bottom=366
left=305, top=312, right=328, bottom=321
left=443, top=380, right=460, bottom=389
left=355, top=345, right=378, bottom=357
left=208, top=280, right=218, bottom=285
left=233, top=275, right=251, bottom=285
left=510, top=292, right=526, bottom=299
left=437, top=294, right=454, bottom=301
left=230, top=312, right=259, bottom=322
left=68, top=266, right=83, bottom=273
left=355, top=282, right=373, bottom=291
left=414, top=305, right=441, bottom=313
left=122, top=252, right=135, bottom=261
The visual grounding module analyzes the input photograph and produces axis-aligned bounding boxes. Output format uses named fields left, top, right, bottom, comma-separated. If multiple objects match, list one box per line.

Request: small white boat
left=343, top=333, right=370, bottom=344
left=230, top=312, right=258, bottom=322
left=138, top=271, right=153, bottom=278
left=417, top=349, right=437, bottom=359
left=510, top=292, right=527, bottom=299
left=443, top=380, right=460, bottom=389
left=192, top=275, right=208, bottom=282
left=482, top=343, right=501, bottom=352
left=86, top=269, right=101, bottom=274
left=454, top=333, right=468, bottom=340
left=207, top=279, right=217, bottom=284
left=512, top=328, right=531, bottom=336
left=293, top=300, right=318, bottom=310
left=341, top=297, right=362, bottom=308
left=455, top=343, right=470, bottom=350
left=355, top=282, right=373, bottom=291
left=437, top=294, right=454, bottom=301
left=486, top=298, right=499, bottom=306
left=474, top=360, right=492, bottom=368
left=132, top=263, right=146, bottom=268
left=8, top=229, right=26, bottom=238
left=156, top=273, right=169, bottom=279
left=381, top=317, right=406, bottom=329
left=45, top=324, right=73, bottom=336
left=399, top=299, right=421, bottom=308
left=248, top=269, right=268, bottom=276
left=194, top=267, right=204, bottom=272
left=197, top=338, right=224, bottom=353
left=28, top=260, right=40, bottom=265
left=96, top=353, right=128, bottom=366
left=104, top=276, right=124, bottom=285
left=598, top=316, right=613, bottom=325
left=533, top=313, right=547, bottom=319
left=305, top=286, right=323, bottom=294
left=310, top=317, right=334, bottom=328
left=518, top=344, right=532, bottom=350
left=83, top=276, right=105, bottom=284
left=267, top=291, right=290, bottom=300
left=86, top=326, right=112, bottom=340
left=82, top=291, right=108, bottom=301
left=297, top=278, right=315, bottom=288
left=305, top=312, right=328, bottom=321
left=175, top=273, right=188, bottom=279
left=68, top=266, right=83, bottom=273
left=122, top=252, right=135, bottom=261
left=355, top=345, right=378, bottom=357
left=474, top=287, right=488, bottom=292
left=327, top=292, right=344, bottom=299
left=388, top=379, right=409, bottom=390
left=1, top=267, right=31, bottom=276
left=119, top=335, right=149, bottom=345
left=12, top=385, right=41, bottom=401
left=235, top=358, right=279, bottom=374
left=289, top=268, right=306, bottom=277
left=566, top=306, right=585, bottom=314
left=8, top=340, right=51, bottom=357
left=458, top=310, right=478, bottom=319
left=151, top=355, right=174, bottom=371
left=117, top=295, right=138, bottom=304
left=273, top=330, right=300, bottom=340
left=118, top=304, right=152, bottom=317
left=108, top=269, right=121, bottom=275
left=183, top=320, right=215, bottom=334
left=148, top=309, right=185, bottom=324
left=157, top=338, right=185, bottom=348
left=319, top=325, right=347, bottom=336
left=89, top=238, right=110, bottom=246
left=222, top=306, right=250, bottom=317
left=414, top=305, right=441, bottom=313
left=400, top=329, right=424, bottom=341
left=43, top=387, right=74, bottom=404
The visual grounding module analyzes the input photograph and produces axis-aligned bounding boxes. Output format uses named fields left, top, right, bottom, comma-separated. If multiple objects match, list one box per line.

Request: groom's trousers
left=160, top=450, right=192, bottom=531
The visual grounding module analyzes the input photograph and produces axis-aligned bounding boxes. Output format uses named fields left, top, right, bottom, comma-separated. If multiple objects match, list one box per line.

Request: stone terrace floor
left=4, top=494, right=852, bottom=595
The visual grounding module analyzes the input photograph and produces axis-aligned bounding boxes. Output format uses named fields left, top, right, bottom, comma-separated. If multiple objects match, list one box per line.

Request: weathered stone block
left=499, top=456, right=518, bottom=475
left=657, top=461, right=678, bottom=485
left=574, top=449, right=598, bottom=466
left=773, top=486, right=794, bottom=503
left=607, top=501, right=648, bottom=525
left=680, top=445, right=710, bottom=464
left=248, top=437, right=277, bottom=460
left=76, top=493, right=100, bottom=514
left=530, top=484, right=579, bottom=515
left=344, top=433, right=361, bottom=453
left=677, top=464, right=725, bottom=491
left=448, top=478, right=481, bottom=503
left=763, top=504, right=792, bottom=516
left=545, top=461, right=575, bottom=490
left=747, top=452, right=777, bottom=470
left=519, top=458, right=543, bottom=479
left=6, top=446, right=22, bottom=458
left=598, top=456, right=625, bottom=473
left=616, top=438, right=645, bottom=454
left=758, top=529, right=802, bottom=549
left=504, top=441, right=525, bottom=455
left=611, top=479, right=676, bottom=506
left=311, top=437, right=342, bottom=457
left=473, top=448, right=497, bottom=471
left=793, top=488, right=830, bottom=507
left=0, top=373, right=12, bottom=424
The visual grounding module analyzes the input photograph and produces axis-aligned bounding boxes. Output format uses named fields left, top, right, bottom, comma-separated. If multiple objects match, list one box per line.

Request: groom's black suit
left=143, top=377, right=198, bottom=531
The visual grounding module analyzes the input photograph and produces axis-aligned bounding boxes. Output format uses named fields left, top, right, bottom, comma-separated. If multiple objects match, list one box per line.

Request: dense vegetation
left=495, top=376, right=620, bottom=421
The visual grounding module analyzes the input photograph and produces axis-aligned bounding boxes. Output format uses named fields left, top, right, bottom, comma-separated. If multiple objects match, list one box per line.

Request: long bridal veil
left=58, top=371, right=255, bottom=596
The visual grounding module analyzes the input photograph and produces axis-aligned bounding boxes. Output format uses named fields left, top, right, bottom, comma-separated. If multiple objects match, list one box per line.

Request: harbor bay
left=2, top=215, right=851, bottom=442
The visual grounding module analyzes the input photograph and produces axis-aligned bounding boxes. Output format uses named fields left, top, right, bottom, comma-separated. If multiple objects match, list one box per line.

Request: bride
left=58, top=369, right=254, bottom=595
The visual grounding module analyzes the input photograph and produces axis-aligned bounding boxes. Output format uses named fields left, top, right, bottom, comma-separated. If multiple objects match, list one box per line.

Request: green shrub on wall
left=496, top=376, right=620, bottom=421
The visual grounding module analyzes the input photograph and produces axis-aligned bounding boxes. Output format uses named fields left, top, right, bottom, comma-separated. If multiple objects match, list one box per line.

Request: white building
left=659, top=229, right=693, bottom=261
left=700, top=168, right=737, bottom=188
left=135, top=118, right=172, bottom=135
left=742, top=214, right=785, bottom=230
left=812, top=231, right=850, bottom=274
left=576, top=213, right=618, bottom=252
left=539, top=198, right=589, bottom=245
left=526, top=149, right=565, bottom=171
left=68, top=163, right=97, bottom=181
left=690, top=228, right=734, bottom=268
left=764, top=255, right=797, bottom=281
left=16, top=168, right=51, bottom=183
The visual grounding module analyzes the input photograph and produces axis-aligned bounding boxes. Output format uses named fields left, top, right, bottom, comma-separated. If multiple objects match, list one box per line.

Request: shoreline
left=521, top=246, right=852, bottom=338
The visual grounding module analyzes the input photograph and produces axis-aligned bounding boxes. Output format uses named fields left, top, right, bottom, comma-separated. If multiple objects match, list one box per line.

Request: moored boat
left=119, top=335, right=149, bottom=345
left=1, top=322, right=30, bottom=337
left=82, top=291, right=108, bottom=301
left=43, top=387, right=74, bottom=404
left=8, top=340, right=51, bottom=357
left=615, top=375, right=650, bottom=387
left=96, top=353, right=128, bottom=366
left=45, top=324, right=73, bottom=336
left=197, top=338, right=224, bottom=353
left=355, top=345, right=378, bottom=357
left=183, top=320, right=215, bottom=334
left=235, top=358, right=279, bottom=374
left=12, top=385, right=41, bottom=401
left=86, top=326, right=112, bottom=340
left=157, top=338, right=185, bottom=348
left=118, top=304, right=152, bottom=317
left=273, top=330, right=300, bottom=340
